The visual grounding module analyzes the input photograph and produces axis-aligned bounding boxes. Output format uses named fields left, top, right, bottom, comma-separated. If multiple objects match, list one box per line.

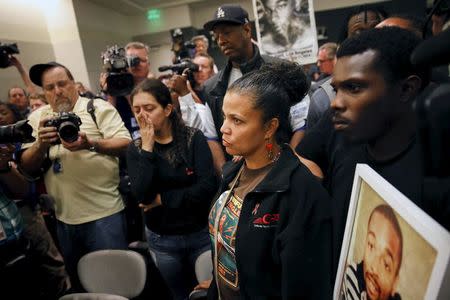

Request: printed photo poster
left=334, top=164, right=450, bottom=300
left=252, top=0, right=318, bottom=64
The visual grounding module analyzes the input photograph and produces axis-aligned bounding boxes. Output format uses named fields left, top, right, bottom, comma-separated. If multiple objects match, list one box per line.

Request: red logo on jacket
left=253, top=213, right=280, bottom=226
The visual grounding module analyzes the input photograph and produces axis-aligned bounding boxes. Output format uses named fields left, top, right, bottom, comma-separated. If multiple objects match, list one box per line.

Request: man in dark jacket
left=203, top=4, right=309, bottom=151
left=296, top=27, right=450, bottom=276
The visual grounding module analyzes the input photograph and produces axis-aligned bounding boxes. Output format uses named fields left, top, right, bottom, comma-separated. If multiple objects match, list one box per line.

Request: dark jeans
left=146, top=227, right=211, bottom=300
left=57, top=210, right=128, bottom=291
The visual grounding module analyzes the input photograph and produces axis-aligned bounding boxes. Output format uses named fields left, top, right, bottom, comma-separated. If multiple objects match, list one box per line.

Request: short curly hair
left=0, top=102, right=25, bottom=123
left=337, top=27, right=430, bottom=88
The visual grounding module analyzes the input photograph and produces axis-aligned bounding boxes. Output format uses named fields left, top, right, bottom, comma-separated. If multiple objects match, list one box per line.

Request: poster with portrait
left=334, top=164, right=450, bottom=300
left=252, top=0, right=318, bottom=64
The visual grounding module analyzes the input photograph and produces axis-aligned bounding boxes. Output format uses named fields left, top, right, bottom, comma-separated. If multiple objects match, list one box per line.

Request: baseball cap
left=29, top=61, right=70, bottom=87
left=203, top=4, right=250, bottom=31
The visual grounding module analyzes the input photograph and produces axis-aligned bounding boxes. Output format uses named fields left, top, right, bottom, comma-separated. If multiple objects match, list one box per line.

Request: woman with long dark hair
left=199, top=62, right=333, bottom=299
left=126, top=79, right=218, bottom=300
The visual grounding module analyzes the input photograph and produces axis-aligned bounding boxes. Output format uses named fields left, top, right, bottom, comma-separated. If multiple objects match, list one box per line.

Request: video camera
left=0, top=120, right=35, bottom=143
left=0, top=42, right=19, bottom=69
left=101, top=45, right=140, bottom=97
left=158, top=60, right=199, bottom=75
left=171, top=28, right=196, bottom=63
left=44, top=112, right=82, bottom=143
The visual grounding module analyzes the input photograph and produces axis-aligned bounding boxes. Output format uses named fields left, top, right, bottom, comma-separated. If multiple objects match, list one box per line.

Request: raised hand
left=136, top=110, right=155, bottom=152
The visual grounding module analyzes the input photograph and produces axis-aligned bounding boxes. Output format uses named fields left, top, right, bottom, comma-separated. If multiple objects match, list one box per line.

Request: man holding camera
left=4, top=54, right=39, bottom=117
left=19, top=62, right=132, bottom=289
left=125, top=41, right=156, bottom=84
left=100, top=42, right=155, bottom=141
left=168, top=53, right=226, bottom=174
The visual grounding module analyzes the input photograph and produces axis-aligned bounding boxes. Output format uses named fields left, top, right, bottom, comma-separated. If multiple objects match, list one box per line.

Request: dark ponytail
left=228, top=62, right=309, bottom=144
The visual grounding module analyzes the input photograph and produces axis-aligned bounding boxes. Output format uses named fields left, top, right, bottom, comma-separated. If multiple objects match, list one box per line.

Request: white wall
left=127, top=4, right=193, bottom=36
left=0, top=0, right=90, bottom=98
left=72, top=0, right=134, bottom=92
left=72, top=2, right=194, bottom=92
left=44, top=0, right=90, bottom=90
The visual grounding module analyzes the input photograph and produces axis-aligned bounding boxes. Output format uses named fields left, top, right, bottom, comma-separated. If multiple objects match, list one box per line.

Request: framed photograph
left=334, top=164, right=450, bottom=300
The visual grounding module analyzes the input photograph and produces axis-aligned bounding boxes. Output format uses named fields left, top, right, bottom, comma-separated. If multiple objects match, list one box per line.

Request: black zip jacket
left=208, top=145, right=333, bottom=299
left=127, top=129, right=218, bottom=235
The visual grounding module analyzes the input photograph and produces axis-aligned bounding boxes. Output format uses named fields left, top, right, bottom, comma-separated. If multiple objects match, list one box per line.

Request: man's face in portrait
left=363, top=211, right=402, bottom=300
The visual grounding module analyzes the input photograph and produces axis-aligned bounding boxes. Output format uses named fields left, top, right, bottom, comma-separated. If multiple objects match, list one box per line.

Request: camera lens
left=58, top=122, right=79, bottom=143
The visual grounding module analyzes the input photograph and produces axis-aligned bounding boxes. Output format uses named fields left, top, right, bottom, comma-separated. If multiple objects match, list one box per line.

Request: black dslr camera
left=0, top=120, right=35, bottom=143
left=44, top=112, right=82, bottom=143
left=0, top=42, right=19, bottom=68
left=101, top=45, right=140, bottom=97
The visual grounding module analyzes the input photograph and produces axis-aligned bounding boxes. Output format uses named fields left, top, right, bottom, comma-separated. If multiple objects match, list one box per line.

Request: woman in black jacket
left=197, top=63, right=333, bottom=299
left=126, top=79, right=218, bottom=300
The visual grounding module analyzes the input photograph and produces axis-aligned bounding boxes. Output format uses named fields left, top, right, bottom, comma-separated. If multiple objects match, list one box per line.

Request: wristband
left=89, top=140, right=99, bottom=152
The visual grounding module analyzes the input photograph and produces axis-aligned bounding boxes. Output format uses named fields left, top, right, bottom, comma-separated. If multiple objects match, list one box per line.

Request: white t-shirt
left=227, top=67, right=243, bottom=88
left=289, top=94, right=310, bottom=131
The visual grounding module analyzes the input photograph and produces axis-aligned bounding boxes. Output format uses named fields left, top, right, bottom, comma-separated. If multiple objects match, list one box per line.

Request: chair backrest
left=195, top=250, right=213, bottom=283
left=59, top=292, right=128, bottom=300
left=78, top=250, right=146, bottom=298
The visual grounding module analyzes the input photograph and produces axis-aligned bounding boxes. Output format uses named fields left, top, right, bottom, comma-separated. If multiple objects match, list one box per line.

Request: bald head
left=376, top=16, right=423, bottom=38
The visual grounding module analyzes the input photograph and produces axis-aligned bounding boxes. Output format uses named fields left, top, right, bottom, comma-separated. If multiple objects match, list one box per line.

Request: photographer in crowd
left=4, top=53, right=40, bottom=117
left=126, top=42, right=156, bottom=84
left=18, top=61, right=132, bottom=290
left=100, top=42, right=155, bottom=141
left=191, top=35, right=219, bottom=73
left=167, top=53, right=226, bottom=174
left=0, top=50, right=41, bottom=116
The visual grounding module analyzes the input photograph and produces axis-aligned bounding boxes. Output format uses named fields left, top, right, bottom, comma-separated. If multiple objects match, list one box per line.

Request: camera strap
left=87, top=99, right=99, bottom=129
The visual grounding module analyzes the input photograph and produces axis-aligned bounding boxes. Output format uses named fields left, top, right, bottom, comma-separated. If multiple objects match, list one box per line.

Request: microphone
left=411, top=29, right=450, bottom=67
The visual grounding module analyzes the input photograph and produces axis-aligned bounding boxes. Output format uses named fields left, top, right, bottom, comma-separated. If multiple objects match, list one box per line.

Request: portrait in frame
left=334, top=164, right=450, bottom=300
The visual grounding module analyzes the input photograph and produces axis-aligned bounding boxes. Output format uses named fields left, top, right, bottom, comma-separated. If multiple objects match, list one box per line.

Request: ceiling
left=87, top=0, right=210, bottom=15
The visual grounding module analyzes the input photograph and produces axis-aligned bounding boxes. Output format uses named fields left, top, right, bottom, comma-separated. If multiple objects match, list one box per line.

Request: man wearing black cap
left=19, top=62, right=132, bottom=289
left=202, top=4, right=309, bottom=152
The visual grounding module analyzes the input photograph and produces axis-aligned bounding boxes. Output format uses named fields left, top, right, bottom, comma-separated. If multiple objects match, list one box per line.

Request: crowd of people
left=0, top=1, right=449, bottom=300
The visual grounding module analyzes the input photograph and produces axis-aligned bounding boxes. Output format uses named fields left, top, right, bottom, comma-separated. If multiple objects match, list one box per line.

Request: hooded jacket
left=208, top=145, right=333, bottom=299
